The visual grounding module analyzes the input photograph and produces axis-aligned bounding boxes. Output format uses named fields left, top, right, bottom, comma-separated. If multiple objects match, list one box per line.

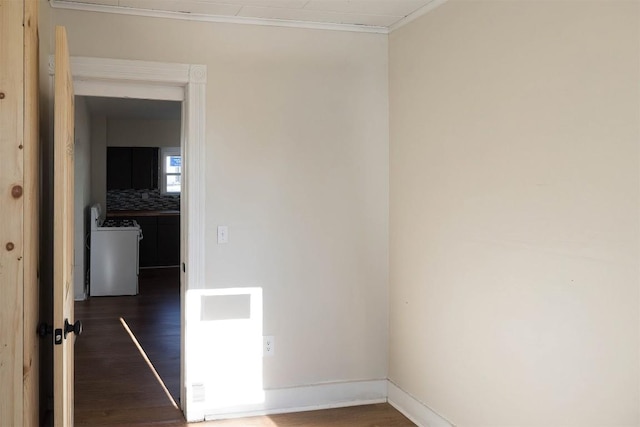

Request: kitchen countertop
left=106, top=210, right=180, bottom=217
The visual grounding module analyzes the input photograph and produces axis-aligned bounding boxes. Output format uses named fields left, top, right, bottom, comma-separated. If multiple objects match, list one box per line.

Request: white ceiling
left=51, top=0, right=443, bottom=32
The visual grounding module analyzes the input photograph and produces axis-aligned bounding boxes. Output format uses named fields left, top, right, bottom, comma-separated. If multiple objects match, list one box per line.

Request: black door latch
left=38, top=320, right=83, bottom=344
left=38, top=322, right=62, bottom=345
left=64, top=319, right=83, bottom=338
left=37, top=322, right=52, bottom=338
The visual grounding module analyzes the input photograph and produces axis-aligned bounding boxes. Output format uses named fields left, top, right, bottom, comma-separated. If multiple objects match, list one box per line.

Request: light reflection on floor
left=119, top=316, right=180, bottom=409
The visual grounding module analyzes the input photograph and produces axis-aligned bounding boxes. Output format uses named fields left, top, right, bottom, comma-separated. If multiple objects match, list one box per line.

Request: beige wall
left=50, top=5, right=389, bottom=396
left=73, top=96, right=91, bottom=300
left=107, top=118, right=180, bottom=148
left=90, top=115, right=106, bottom=208
left=389, top=1, right=639, bottom=425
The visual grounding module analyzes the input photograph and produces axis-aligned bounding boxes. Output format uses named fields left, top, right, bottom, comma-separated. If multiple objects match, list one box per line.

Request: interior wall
left=73, top=96, right=91, bottom=300
left=389, top=1, right=640, bottom=425
left=90, top=115, right=106, bottom=209
left=50, top=3, right=389, bottom=405
left=107, top=118, right=180, bottom=148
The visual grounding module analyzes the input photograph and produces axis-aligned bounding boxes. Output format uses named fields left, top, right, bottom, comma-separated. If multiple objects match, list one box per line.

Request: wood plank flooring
left=199, top=404, right=415, bottom=427
left=74, top=268, right=415, bottom=426
left=75, top=268, right=182, bottom=425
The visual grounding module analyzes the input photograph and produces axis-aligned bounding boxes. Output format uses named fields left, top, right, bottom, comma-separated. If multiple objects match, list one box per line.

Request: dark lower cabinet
left=134, top=216, right=158, bottom=268
left=157, top=216, right=180, bottom=266
left=127, top=215, right=179, bottom=268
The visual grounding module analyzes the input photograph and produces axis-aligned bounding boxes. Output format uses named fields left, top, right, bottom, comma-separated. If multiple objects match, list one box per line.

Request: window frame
left=160, top=146, right=182, bottom=194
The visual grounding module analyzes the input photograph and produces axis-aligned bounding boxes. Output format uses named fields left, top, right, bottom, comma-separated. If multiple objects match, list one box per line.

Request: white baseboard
left=204, top=379, right=388, bottom=421
left=387, top=381, right=454, bottom=427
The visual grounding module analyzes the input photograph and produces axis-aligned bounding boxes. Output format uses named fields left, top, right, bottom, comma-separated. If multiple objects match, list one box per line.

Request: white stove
left=102, top=219, right=138, bottom=228
left=89, top=204, right=143, bottom=296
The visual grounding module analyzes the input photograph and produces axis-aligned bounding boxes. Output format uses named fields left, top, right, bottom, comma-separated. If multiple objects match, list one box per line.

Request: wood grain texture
left=0, top=0, right=25, bottom=425
left=53, top=25, right=75, bottom=427
left=74, top=268, right=182, bottom=426
left=201, top=404, right=416, bottom=427
left=75, top=269, right=414, bottom=426
left=23, top=1, right=40, bottom=425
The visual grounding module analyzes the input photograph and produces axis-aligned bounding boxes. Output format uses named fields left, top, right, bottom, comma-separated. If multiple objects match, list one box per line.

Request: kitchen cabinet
left=107, top=147, right=158, bottom=190
left=132, top=147, right=158, bottom=189
left=106, top=147, right=132, bottom=190
left=133, top=216, right=158, bottom=267
left=119, top=213, right=179, bottom=267
left=157, top=216, right=180, bottom=266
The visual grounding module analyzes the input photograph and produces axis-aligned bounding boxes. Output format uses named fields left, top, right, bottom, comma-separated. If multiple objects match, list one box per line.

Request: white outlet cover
left=263, top=335, right=275, bottom=356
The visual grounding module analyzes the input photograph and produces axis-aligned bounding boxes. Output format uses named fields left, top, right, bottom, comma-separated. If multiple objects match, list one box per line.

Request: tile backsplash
left=107, top=189, right=180, bottom=211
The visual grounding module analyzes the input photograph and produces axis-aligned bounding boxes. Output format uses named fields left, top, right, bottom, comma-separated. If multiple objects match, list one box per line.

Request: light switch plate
left=217, top=226, right=228, bottom=244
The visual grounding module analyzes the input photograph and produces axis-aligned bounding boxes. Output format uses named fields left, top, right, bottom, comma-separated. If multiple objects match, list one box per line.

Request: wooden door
left=53, top=25, right=76, bottom=427
left=23, top=0, right=41, bottom=424
left=0, top=0, right=27, bottom=424
left=0, top=0, right=39, bottom=425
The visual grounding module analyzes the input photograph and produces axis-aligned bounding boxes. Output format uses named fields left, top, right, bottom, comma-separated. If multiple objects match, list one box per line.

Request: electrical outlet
left=191, top=383, right=205, bottom=403
left=263, top=335, right=275, bottom=357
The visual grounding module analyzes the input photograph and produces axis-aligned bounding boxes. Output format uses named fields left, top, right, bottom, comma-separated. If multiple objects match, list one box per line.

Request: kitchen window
left=161, top=147, right=181, bottom=194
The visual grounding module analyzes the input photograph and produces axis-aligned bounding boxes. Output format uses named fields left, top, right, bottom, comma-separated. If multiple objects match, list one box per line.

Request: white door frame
left=49, top=56, right=206, bottom=421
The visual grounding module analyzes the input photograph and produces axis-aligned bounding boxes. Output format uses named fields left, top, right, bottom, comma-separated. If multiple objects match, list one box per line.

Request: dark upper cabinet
left=107, top=147, right=158, bottom=190
left=131, top=147, right=158, bottom=189
left=106, top=147, right=132, bottom=190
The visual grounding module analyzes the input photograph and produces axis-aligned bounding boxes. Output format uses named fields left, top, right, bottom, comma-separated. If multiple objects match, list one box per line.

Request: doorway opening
left=50, top=56, right=207, bottom=422
left=72, top=96, right=184, bottom=423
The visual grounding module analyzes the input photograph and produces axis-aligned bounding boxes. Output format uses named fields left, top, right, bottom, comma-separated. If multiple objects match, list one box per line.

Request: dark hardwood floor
left=75, top=267, right=182, bottom=425
left=74, top=268, right=415, bottom=426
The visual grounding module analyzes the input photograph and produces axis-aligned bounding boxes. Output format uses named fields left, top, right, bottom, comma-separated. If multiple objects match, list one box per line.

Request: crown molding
left=49, top=0, right=449, bottom=36
left=389, top=0, right=449, bottom=33
left=49, top=0, right=390, bottom=34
